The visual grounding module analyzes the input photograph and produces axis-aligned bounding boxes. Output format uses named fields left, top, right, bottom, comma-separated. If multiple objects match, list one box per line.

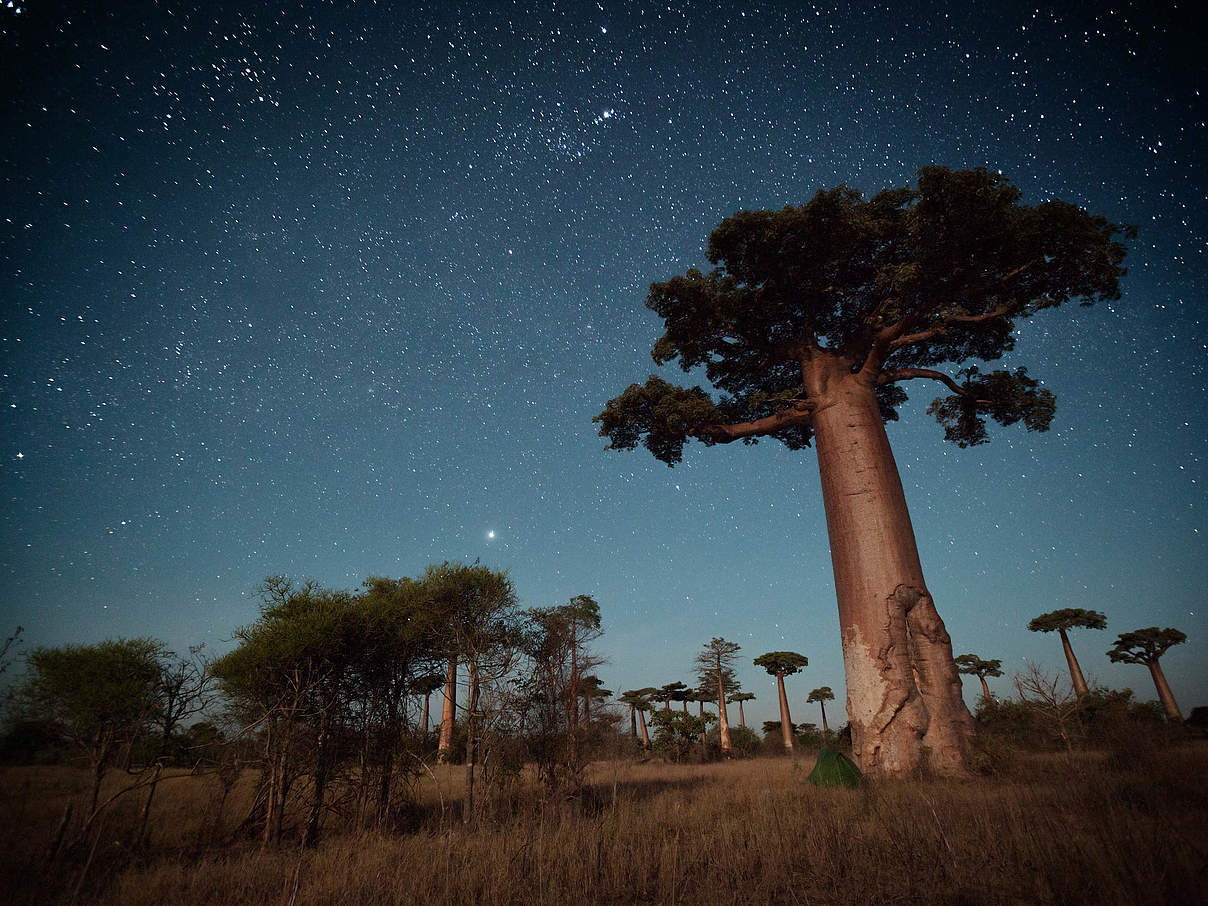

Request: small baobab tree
left=1027, top=608, right=1106, bottom=696
left=728, top=691, right=756, bottom=728
left=954, top=654, right=1003, bottom=702
left=754, top=651, right=808, bottom=753
left=619, top=688, right=655, bottom=746
left=1107, top=627, right=1187, bottom=721
left=807, top=686, right=835, bottom=734
left=695, top=638, right=742, bottom=755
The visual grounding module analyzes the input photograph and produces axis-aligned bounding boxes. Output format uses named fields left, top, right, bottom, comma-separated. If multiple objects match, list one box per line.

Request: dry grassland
left=2, top=746, right=1205, bottom=905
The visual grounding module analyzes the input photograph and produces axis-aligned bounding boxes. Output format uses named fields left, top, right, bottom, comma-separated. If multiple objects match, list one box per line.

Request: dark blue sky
left=2, top=0, right=1204, bottom=726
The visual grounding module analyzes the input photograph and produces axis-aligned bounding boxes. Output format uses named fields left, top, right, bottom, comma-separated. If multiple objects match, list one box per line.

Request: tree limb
left=879, top=368, right=974, bottom=398
left=696, top=405, right=813, bottom=443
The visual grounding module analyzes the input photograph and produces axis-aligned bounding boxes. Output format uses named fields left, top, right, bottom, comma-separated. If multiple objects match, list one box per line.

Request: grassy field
left=2, top=744, right=1206, bottom=905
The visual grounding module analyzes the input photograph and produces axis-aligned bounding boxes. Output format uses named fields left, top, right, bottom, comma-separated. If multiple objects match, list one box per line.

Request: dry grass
left=3, top=746, right=1206, bottom=905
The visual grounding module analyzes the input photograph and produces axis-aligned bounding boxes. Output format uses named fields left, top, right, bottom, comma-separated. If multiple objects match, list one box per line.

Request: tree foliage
left=754, top=651, right=808, bottom=677
left=954, top=654, right=1004, bottom=679
left=1106, top=627, right=1187, bottom=665
left=1027, top=608, right=1108, bottom=634
left=595, top=166, right=1132, bottom=462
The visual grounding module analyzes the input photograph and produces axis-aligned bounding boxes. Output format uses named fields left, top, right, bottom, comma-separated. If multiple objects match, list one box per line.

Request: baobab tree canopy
left=594, top=166, right=1131, bottom=461
left=596, top=166, right=1132, bottom=778
left=754, top=652, right=808, bottom=676
left=1106, top=627, right=1187, bottom=665
left=1027, top=608, right=1108, bottom=634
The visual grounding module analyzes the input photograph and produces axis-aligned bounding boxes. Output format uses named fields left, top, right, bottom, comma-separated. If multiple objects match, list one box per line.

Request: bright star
left=487, top=530, right=496, bottom=540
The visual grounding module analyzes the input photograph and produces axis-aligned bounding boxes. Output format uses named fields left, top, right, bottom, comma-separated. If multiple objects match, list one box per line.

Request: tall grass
left=3, top=746, right=1205, bottom=905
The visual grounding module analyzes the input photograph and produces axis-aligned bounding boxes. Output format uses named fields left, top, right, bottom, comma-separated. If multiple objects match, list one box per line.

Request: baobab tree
left=595, top=167, right=1131, bottom=776
left=954, top=654, right=1004, bottom=702
left=1027, top=608, right=1107, bottom=697
left=695, top=638, right=742, bottom=754
left=1107, top=627, right=1187, bottom=721
left=754, top=651, right=808, bottom=753
left=657, top=681, right=689, bottom=712
left=729, top=691, right=756, bottom=728
left=807, top=686, right=835, bottom=734
left=619, top=688, right=655, bottom=746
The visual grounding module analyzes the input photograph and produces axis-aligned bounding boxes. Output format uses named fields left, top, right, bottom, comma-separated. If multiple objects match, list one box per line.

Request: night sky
left=2, top=0, right=1204, bottom=728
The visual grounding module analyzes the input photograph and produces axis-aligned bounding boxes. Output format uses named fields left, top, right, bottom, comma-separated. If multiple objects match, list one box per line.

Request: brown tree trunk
left=629, top=705, right=637, bottom=737
left=819, top=700, right=829, bottom=734
left=637, top=709, right=650, bottom=748
left=978, top=675, right=991, bottom=701
left=421, top=690, right=431, bottom=739
left=1058, top=628, right=1090, bottom=697
left=1148, top=660, right=1183, bottom=721
left=738, top=701, right=746, bottom=728
left=437, top=657, right=456, bottom=763
left=717, top=673, right=732, bottom=754
left=776, top=673, right=794, bottom=752
left=809, top=362, right=973, bottom=777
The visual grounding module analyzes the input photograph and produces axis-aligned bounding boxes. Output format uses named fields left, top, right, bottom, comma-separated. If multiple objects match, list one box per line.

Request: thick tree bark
left=717, top=673, right=733, bottom=754
left=776, top=673, right=794, bottom=752
left=437, top=657, right=456, bottom=763
left=637, top=709, right=650, bottom=748
left=1147, top=660, right=1182, bottom=721
left=978, top=675, right=991, bottom=701
left=809, top=363, right=974, bottom=777
left=1058, top=628, right=1090, bottom=697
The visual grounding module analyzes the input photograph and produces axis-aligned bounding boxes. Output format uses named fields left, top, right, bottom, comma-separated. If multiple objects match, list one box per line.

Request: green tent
left=807, top=747, right=862, bottom=788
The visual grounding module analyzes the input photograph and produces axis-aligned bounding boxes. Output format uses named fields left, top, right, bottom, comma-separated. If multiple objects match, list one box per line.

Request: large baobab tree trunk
left=437, top=657, right=456, bottom=763
left=810, top=365, right=973, bottom=777
left=637, top=709, right=650, bottom=748
left=716, top=674, right=733, bottom=754
left=1058, top=628, right=1090, bottom=696
left=978, top=675, right=991, bottom=700
left=1147, top=660, right=1183, bottom=721
left=737, top=700, right=746, bottom=728
left=776, top=673, right=794, bottom=753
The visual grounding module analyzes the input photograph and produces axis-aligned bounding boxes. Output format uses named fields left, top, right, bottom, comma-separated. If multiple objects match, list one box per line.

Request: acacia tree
left=1106, top=627, right=1187, bottom=721
left=807, top=686, right=835, bottom=734
left=595, top=167, right=1130, bottom=776
left=1027, top=608, right=1107, bottom=697
left=695, top=638, right=742, bottom=755
left=954, top=654, right=1003, bottom=702
left=728, top=691, right=756, bottom=728
left=754, top=651, right=808, bottom=753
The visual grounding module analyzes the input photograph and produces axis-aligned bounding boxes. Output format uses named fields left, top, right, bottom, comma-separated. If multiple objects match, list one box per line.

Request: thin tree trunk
left=978, top=675, right=991, bottom=701
left=438, top=657, right=456, bottom=763
left=629, top=705, right=637, bottom=737
left=1058, top=628, right=1090, bottom=696
left=776, top=673, right=794, bottom=753
left=820, top=701, right=829, bottom=734
left=462, top=662, right=480, bottom=825
left=738, top=701, right=746, bottom=728
left=303, top=699, right=333, bottom=848
left=809, top=363, right=973, bottom=777
left=637, top=709, right=650, bottom=748
left=1148, top=660, right=1183, bottom=721
left=421, top=691, right=431, bottom=739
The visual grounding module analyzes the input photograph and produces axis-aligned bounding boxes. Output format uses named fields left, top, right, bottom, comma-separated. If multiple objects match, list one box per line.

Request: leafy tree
left=656, top=681, right=689, bottom=712
left=695, top=638, right=742, bottom=754
left=728, top=691, right=756, bottom=728
left=954, top=654, right=1004, bottom=702
left=806, top=686, right=835, bottom=734
left=754, top=651, right=808, bottom=752
left=17, top=638, right=161, bottom=815
left=1027, top=608, right=1107, bottom=697
left=595, top=167, right=1131, bottom=776
left=649, top=708, right=715, bottom=762
left=1107, top=627, right=1187, bottom=721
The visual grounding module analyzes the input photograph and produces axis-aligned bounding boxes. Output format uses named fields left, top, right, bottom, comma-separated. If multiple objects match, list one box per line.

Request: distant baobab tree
left=696, top=638, right=742, bottom=755
left=1107, top=627, right=1187, bottom=721
left=596, top=166, right=1131, bottom=776
left=728, top=691, right=756, bottom=728
left=954, top=654, right=1004, bottom=702
left=1027, top=608, right=1107, bottom=696
left=806, top=686, right=835, bottom=734
left=754, top=651, right=808, bottom=753
left=619, top=688, right=655, bottom=747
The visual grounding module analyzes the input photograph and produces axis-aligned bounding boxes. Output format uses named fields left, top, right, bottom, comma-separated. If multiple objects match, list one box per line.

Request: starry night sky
left=2, top=0, right=1205, bottom=727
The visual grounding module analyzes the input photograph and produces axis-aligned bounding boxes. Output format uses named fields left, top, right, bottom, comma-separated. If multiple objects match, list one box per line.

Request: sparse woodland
left=2, top=169, right=1203, bottom=904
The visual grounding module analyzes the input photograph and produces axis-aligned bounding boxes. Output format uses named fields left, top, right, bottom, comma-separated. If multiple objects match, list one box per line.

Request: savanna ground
left=2, top=742, right=1206, bottom=906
